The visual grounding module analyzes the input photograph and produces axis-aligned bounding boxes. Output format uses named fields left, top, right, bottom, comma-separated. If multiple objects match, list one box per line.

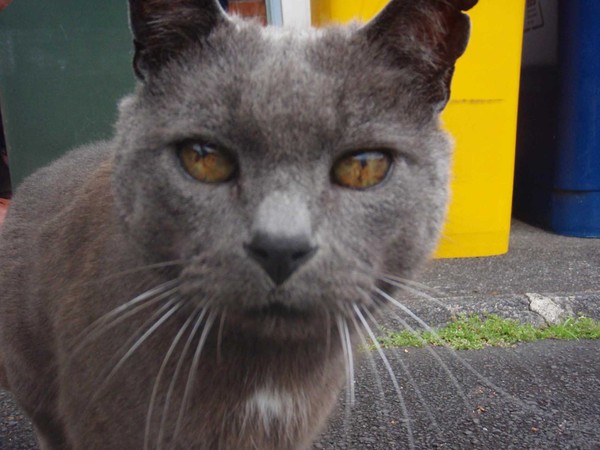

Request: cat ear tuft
left=128, top=0, right=229, bottom=80
left=360, top=0, right=477, bottom=108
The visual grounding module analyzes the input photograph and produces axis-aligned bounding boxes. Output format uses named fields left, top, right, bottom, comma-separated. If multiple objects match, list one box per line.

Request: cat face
left=112, top=0, right=472, bottom=337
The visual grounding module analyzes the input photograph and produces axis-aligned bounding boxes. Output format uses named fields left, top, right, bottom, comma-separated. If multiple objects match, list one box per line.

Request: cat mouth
left=243, top=302, right=310, bottom=320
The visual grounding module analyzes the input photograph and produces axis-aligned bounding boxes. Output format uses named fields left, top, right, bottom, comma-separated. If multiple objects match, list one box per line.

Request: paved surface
left=401, top=221, right=600, bottom=330
left=1, top=220, right=599, bottom=449
left=317, top=339, right=600, bottom=449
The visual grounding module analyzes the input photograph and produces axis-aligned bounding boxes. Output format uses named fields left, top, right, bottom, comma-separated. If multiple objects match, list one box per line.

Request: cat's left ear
left=360, top=0, right=477, bottom=109
left=128, top=0, right=229, bottom=80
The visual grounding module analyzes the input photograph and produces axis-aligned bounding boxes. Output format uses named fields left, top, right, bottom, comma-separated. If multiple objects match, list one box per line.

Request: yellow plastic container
left=312, top=1, right=526, bottom=258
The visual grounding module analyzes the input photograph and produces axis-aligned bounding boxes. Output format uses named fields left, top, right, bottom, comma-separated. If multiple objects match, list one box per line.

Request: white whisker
left=73, top=280, right=180, bottom=355
left=336, top=316, right=355, bottom=406
left=157, top=307, right=209, bottom=449
left=359, top=305, right=441, bottom=434
left=380, top=304, right=473, bottom=413
left=336, top=315, right=354, bottom=450
left=350, top=313, right=394, bottom=446
left=106, top=296, right=181, bottom=374
left=216, top=308, right=227, bottom=365
left=366, top=285, right=473, bottom=413
left=144, top=303, right=204, bottom=450
left=172, top=310, right=217, bottom=448
left=375, top=287, right=531, bottom=411
left=324, top=308, right=332, bottom=368
left=380, top=273, right=446, bottom=297
left=93, top=297, right=183, bottom=402
left=81, top=260, right=185, bottom=287
left=353, top=304, right=415, bottom=450
left=379, top=275, right=453, bottom=312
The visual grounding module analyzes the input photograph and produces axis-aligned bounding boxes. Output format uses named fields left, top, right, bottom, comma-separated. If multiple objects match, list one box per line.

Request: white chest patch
left=245, top=387, right=307, bottom=431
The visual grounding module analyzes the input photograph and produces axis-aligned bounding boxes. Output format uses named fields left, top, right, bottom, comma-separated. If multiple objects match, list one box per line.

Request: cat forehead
left=147, top=19, right=417, bottom=103
left=153, top=22, right=354, bottom=102
left=126, top=20, right=431, bottom=156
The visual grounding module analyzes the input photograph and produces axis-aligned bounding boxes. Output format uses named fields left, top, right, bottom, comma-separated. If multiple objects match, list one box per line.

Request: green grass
left=377, top=314, right=600, bottom=350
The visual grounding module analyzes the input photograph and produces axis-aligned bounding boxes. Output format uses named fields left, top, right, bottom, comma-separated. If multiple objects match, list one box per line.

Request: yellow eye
left=178, top=142, right=236, bottom=183
left=332, top=151, right=392, bottom=189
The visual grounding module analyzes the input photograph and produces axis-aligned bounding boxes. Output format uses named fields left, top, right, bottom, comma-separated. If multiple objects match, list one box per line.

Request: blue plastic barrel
left=553, top=1, right=600, bottom=236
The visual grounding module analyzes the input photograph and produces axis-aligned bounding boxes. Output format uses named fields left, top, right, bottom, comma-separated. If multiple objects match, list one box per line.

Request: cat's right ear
left=128, top=0, right=229, bottom=80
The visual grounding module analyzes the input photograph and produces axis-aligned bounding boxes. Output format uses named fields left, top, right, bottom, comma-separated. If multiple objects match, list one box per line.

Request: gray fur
left=0, top=0, right=476, bottom=448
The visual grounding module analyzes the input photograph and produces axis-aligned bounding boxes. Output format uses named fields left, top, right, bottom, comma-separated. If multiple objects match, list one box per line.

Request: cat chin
left=222, top=306, right=333, bottom=341
left=242, top=300, right=312, bottom=320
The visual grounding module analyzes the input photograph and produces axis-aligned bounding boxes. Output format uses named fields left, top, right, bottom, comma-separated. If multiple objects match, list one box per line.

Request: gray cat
left=0, top=0, right=476, bottom=448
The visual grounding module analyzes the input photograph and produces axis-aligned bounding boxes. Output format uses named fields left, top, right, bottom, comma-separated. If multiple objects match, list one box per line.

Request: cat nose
left=244, top=233, right=318, bottom=286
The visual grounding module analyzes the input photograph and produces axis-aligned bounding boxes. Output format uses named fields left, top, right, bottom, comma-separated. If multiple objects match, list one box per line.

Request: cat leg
left=35, top=429, right=55, bottom=450
left=30, top=413, right=70, bottom=450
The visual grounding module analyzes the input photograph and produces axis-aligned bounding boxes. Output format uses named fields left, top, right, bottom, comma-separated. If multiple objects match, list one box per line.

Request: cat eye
left=331, top=151, right=392, bottom=189
left=178, top=142, right=236, bottom=183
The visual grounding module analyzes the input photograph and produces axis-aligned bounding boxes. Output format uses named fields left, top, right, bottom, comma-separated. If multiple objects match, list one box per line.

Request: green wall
left=0, top=1, right=134, bottom=187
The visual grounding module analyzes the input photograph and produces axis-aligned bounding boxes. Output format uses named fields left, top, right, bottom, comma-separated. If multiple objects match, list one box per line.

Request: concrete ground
left=413, top=220, right=600, bottom=328
left=1, top=220, right=599, bottom=449
left=318, top=339, right=600, bottom=449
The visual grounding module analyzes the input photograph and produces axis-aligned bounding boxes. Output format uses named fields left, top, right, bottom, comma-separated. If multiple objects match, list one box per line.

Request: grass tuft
left=377, top=314, right=600, bottom=350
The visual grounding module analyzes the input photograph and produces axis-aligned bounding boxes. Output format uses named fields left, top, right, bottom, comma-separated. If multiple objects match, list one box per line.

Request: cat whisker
left=92, top=296, right=184, bottom=403
left=368, top=282, right=474, bottom=411
left=336, top=315, right=355, bottom=406
left=157, top=307, right=210, bottom=449
left=378, top=272, right=447, bottom=299
left=144, top=302, right=205, bottom=450
left=80, top=260, right=185, bottom=287
left=336, top=316, right=354, bottom=405
left=336, top=314, right=354, bottom=449
left=102, top=295, right=182, bottom=378
left=353, top=304, right=415, bottom=450
left=350, top=313, right=395, bottom=446
left=358, top=304, right=441, bottom=435
left=374, top=287, right=531, bottom=411
left=379, top=275, right=454, bottom=313
left=324, top=308, right=332, bottom=367
left=172, top=310, right=217, bottom=449
left=72, top=280, right=180, bottom=355
left=373, top=296, right=473, bottom=414
left=216, top=308, right=227, bottom=365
